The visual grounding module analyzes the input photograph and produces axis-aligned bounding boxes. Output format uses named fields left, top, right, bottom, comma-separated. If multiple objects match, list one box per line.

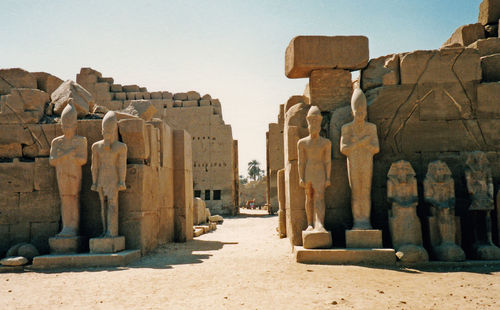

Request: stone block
left=0, top=159, right=34, bottom=193
left=31, top=249, right=140, bottom=269
left=174, top=100, right=182, bottom=107
left=211, top=98, right=221, bottom=106
left=285, top=36, right=369, bottom=78
left=9, top=222, right=30, bottom=245
left=162, top=91, right=173, bottom=99
left=32, top=72, right=63, bottom=96
left=173, top=130, right=193, bottom=242
left=361, top=54, right=400, bottom=91
left=187, top=91, right=200, bottom=100
left=417, top=82, right=475, bottom=121
left=0, top=143, right=22, bottom=158
left=150, top=91, right=162, bottom=99
left=126, top=92, right=136, bottom=100
left=202, top=94, right=212, bottom=100
left=193, top=197, right=207, bottom=225
left=0, top=68, right=37, bottom=96
left=182, top=100, right=198, bottom=107
left=345, top=229, right=383, bottom=248
left=122, top=85, right=140, bottom=92
left=19, top=191, right=59, bottom=222
left=115, top=92, right=127, bottom=100
left=106, top=100, right=123, bottom=111
left=481, top=53, right=500, bottom=81
left=23, top=123, right=59, bottom=158
left=477, top=82, right=500, bottom=117
left=50, top=80, right=94, bottom=117
left=478, top=119, right=500, bottom=150
left=111, top=84, right=122, bottom=92
left=468, top=37, right=500, bottom=56
left=442, top=23, right=485, bottom=47
left=0, top=124, right=33, bottom=145
left=478, top=0, right=500, bottom=25
left=302, top=230, right=332, bottom=249
left=0, top=193, right=19, bottom=224
left=366, top=84, right=414, bottom=120
left=118, top=118, right=150, bottom=161
left=49, top=236, right=85, bottom=254
left=284, top=160, right=306, bottom=246
left=0, top=88, right=49, bottom=124
left=30, top=222, right=59, bottom=254
left=135, top=92, right=144, bottom=100
left=121, top=100, right=157, bottom=121
left=89, top=236, right=125, bottom=253
left=309, top=69, right=352, bottom=111
left=174, top=92, right=188, bottom=100
left=1, top=256, right=28, bottom=266
left=400, top=48, right=481, bottom=85
left=285, top=126, right=301, bottom=162
left=199, top=99, right=210, bottom=106
left=142, top=92, right=151, bottom=100
left=295, top=247, right=396, bottom=265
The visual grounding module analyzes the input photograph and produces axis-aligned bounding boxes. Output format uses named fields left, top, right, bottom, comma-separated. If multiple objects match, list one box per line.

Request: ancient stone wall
left=265, top=104, right=284, bottom=211
left=77, top=68, right=238, bottom=215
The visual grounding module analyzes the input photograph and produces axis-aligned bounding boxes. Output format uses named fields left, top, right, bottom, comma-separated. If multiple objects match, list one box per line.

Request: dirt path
left=1, top=209, right=499, bottom=309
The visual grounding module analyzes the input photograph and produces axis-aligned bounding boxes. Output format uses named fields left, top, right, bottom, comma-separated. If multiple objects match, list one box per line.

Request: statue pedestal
left=49, top=236, right=84, bottom=254
left=475, top=244, right=500, bottom=260
left=89, top=236, right=125, bottom=253
left=346, top=229, right=382, bottom=248
left=302, top=230, right=332, bottom=249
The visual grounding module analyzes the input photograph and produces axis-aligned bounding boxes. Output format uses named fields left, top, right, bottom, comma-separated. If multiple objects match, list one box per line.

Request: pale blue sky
left=1, top=0, right=481, bottom=175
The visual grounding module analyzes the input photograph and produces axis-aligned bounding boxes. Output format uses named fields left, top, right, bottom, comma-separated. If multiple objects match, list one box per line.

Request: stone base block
left=434, top=243, right=466, bottom=262
left=31, top=250, right=140, bottom=270
left=302, top=230, right=332, bottom=249
left=345, top=229, right=383, bottom=248
left=475, top=244, right=500, bottom=260
left=49, top=236, right=85, bottom=254
left=0, top=265, right=24, bottom=273
left=295, top=247, right=396, bottom=265
left=395, top=244, right=429, bottom=264
left=89, top=236, right=125, bottom=254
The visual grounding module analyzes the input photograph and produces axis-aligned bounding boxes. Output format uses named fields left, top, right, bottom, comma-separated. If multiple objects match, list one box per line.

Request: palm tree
left=247, top=160, right=261, bottom=181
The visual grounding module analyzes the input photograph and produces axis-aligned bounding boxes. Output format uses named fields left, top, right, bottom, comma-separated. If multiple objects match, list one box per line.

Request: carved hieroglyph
left=465, top=151, right=500, bottom=259
left=387, top=160, right=428, bottom=263
left=298, top=106, right=331, bottom=232
left=49, top=103, right=87, bottom=237
left=340, top=88, right=379, bottom=230
left=91, top=111, right=127, bottom=237
left=424, top=160, right=465, bottom=261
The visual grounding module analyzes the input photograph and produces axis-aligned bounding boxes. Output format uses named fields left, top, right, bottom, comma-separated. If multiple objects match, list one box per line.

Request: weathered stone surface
left=277, top=169, right=286, bottom=238
left=193, top=197, right=207, bottom=225
left=478, top=0, right=500, bottom=25
left=162, top=91, right=173, bottom=99
left=50, top=80, right=94, bottom=117
left=187, top=91, right=200, bottom=100
left=0, top=68, right=37, bottom=95
left=182, top=100, right=198, bottom=107
left=121, top=100, right=157, bottom=121
left=400, top=48, right=481, bottom=84
left=484, top=23, right=498, bottom=37
left=31, top=249, right=140, bottom=269
left=295, top=247, right=396, bottom=265
left=0, top=159, right=34, bottom=193
left=202, top=94, right=211, bottom=100
left=0, top=256, right=28, bottom=266
left=209, top=215, right=224, bottom=223
left=345, top=230, right=383, bottom=248
left=468, top=37, right=500, bottom=56
left=0, top=88, right=49, bottom=124
left=481, top=53, right=500, bottom=81
left=199, top=99, right=210, bottom=106
left=114, top=92, right=127, bottom=100
left=477, top=82, right=500, bottom=118
left=122, top=85, right=140, bottom=92
left=118, top=118, right=150, bottom=161
left=150, top=91, right=162, bottom=99
left=17, top=243, right=40, bottom=260
left=89, top=236, right=125, bottom=253
left=302, top=230, right=332, bottom=249
left=0, top=143, right=21, bottom=157
left=442, top=23, right=485, bottom=47
left=110, top=84, right=122, bottom=92
left=309, top=69, right=352, bottom=111
left=285, top=36, right=369, bottom=78
left=285, top=95, right=308, bottom=113
left=173, top=92, right=188, bottom=100
left=49, top=236, right=84, bottom=254
left=19, top=191, right=59, bottom=222
left=361, top=54, right=400, bottom=91
left=32, top=72, right=63, bottom=96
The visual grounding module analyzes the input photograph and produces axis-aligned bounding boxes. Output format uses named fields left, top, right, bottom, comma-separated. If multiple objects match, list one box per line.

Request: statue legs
left=98, top=190, right=119, bottom=237
left=351, top=173, right=372, bottom=230
left=305, top=183, right=314, bottom=231
left=57, top=194, right=80, bottom=237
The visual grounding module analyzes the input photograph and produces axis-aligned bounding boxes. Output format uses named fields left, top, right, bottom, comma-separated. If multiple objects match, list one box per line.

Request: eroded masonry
left=269, top=0, right=500, bottom=264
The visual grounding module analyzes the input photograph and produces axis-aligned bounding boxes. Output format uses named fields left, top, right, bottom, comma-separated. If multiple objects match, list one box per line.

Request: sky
left=1, top=0, right=481, bottom=176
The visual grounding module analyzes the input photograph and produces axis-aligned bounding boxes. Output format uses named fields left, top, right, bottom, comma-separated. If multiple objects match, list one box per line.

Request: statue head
left=466, top=151, right=489, bottom=171
left=426, top=160, right=452, bottom=183
left=102, top=111, right=118, bottom=144
left=387, top=160, right=415, bottom=183
left=306, top=105, right=322, bottom=136
left=61, top=101, right=77, bottom=138
left=351, top=88, right=367, bottom=122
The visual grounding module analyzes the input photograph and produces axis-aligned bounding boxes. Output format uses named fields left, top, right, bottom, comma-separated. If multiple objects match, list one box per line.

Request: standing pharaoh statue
left=465, top=151, right=500, bottom=260
left=387, top=160, right=428, bottom=263
left=298, top=106, right=332, bottom=248
left=340, top=88, right=379, bottom=230
left=424, top=160, right=465, bottom=261
left=89, top=111, right=128, bottom=253
left=48, top=103, right=87, bottom=253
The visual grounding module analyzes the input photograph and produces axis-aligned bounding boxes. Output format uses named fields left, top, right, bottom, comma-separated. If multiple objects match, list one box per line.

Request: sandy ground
left=1, top=209, right=499, bottom=309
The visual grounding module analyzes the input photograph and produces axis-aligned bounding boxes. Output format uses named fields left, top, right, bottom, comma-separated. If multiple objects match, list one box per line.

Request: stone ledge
left=0, top=265, right=24, bottom=273
left=294, top=247, right=396, bottom=265
left=398, top=260, right=500, bottom=269
left=30, top=249, right=140, bottom=270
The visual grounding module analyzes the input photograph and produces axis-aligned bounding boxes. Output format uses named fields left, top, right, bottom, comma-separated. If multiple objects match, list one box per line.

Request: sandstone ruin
left=271, top=0, right=500, bottom=265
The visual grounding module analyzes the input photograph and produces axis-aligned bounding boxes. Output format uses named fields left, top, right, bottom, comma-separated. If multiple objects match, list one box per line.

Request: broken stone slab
left=120, top=99, right=157, bottom=121
left=478, top=0, right=500, bottom=25
left=0, top=256, right=28, bottom=266
left=0, top=68, right=37, bottom=95
left=361, top=54, right=400, bottom=91
left=285, top=35, right=369, bottom=78
left=32, top=72, right=63, bottom=97
left=481, top=53, right=500, bottom=81
left=469, top=37, right=500, bottom=56
left=400, top=48, right=481, bottom=84
left=50, top=80, right=94, bottom=117
left=309, top=68, right=352, bottom=111
left=122, top=85, right=140, bottom=92
left=442, top=23, right=485, bottom=47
